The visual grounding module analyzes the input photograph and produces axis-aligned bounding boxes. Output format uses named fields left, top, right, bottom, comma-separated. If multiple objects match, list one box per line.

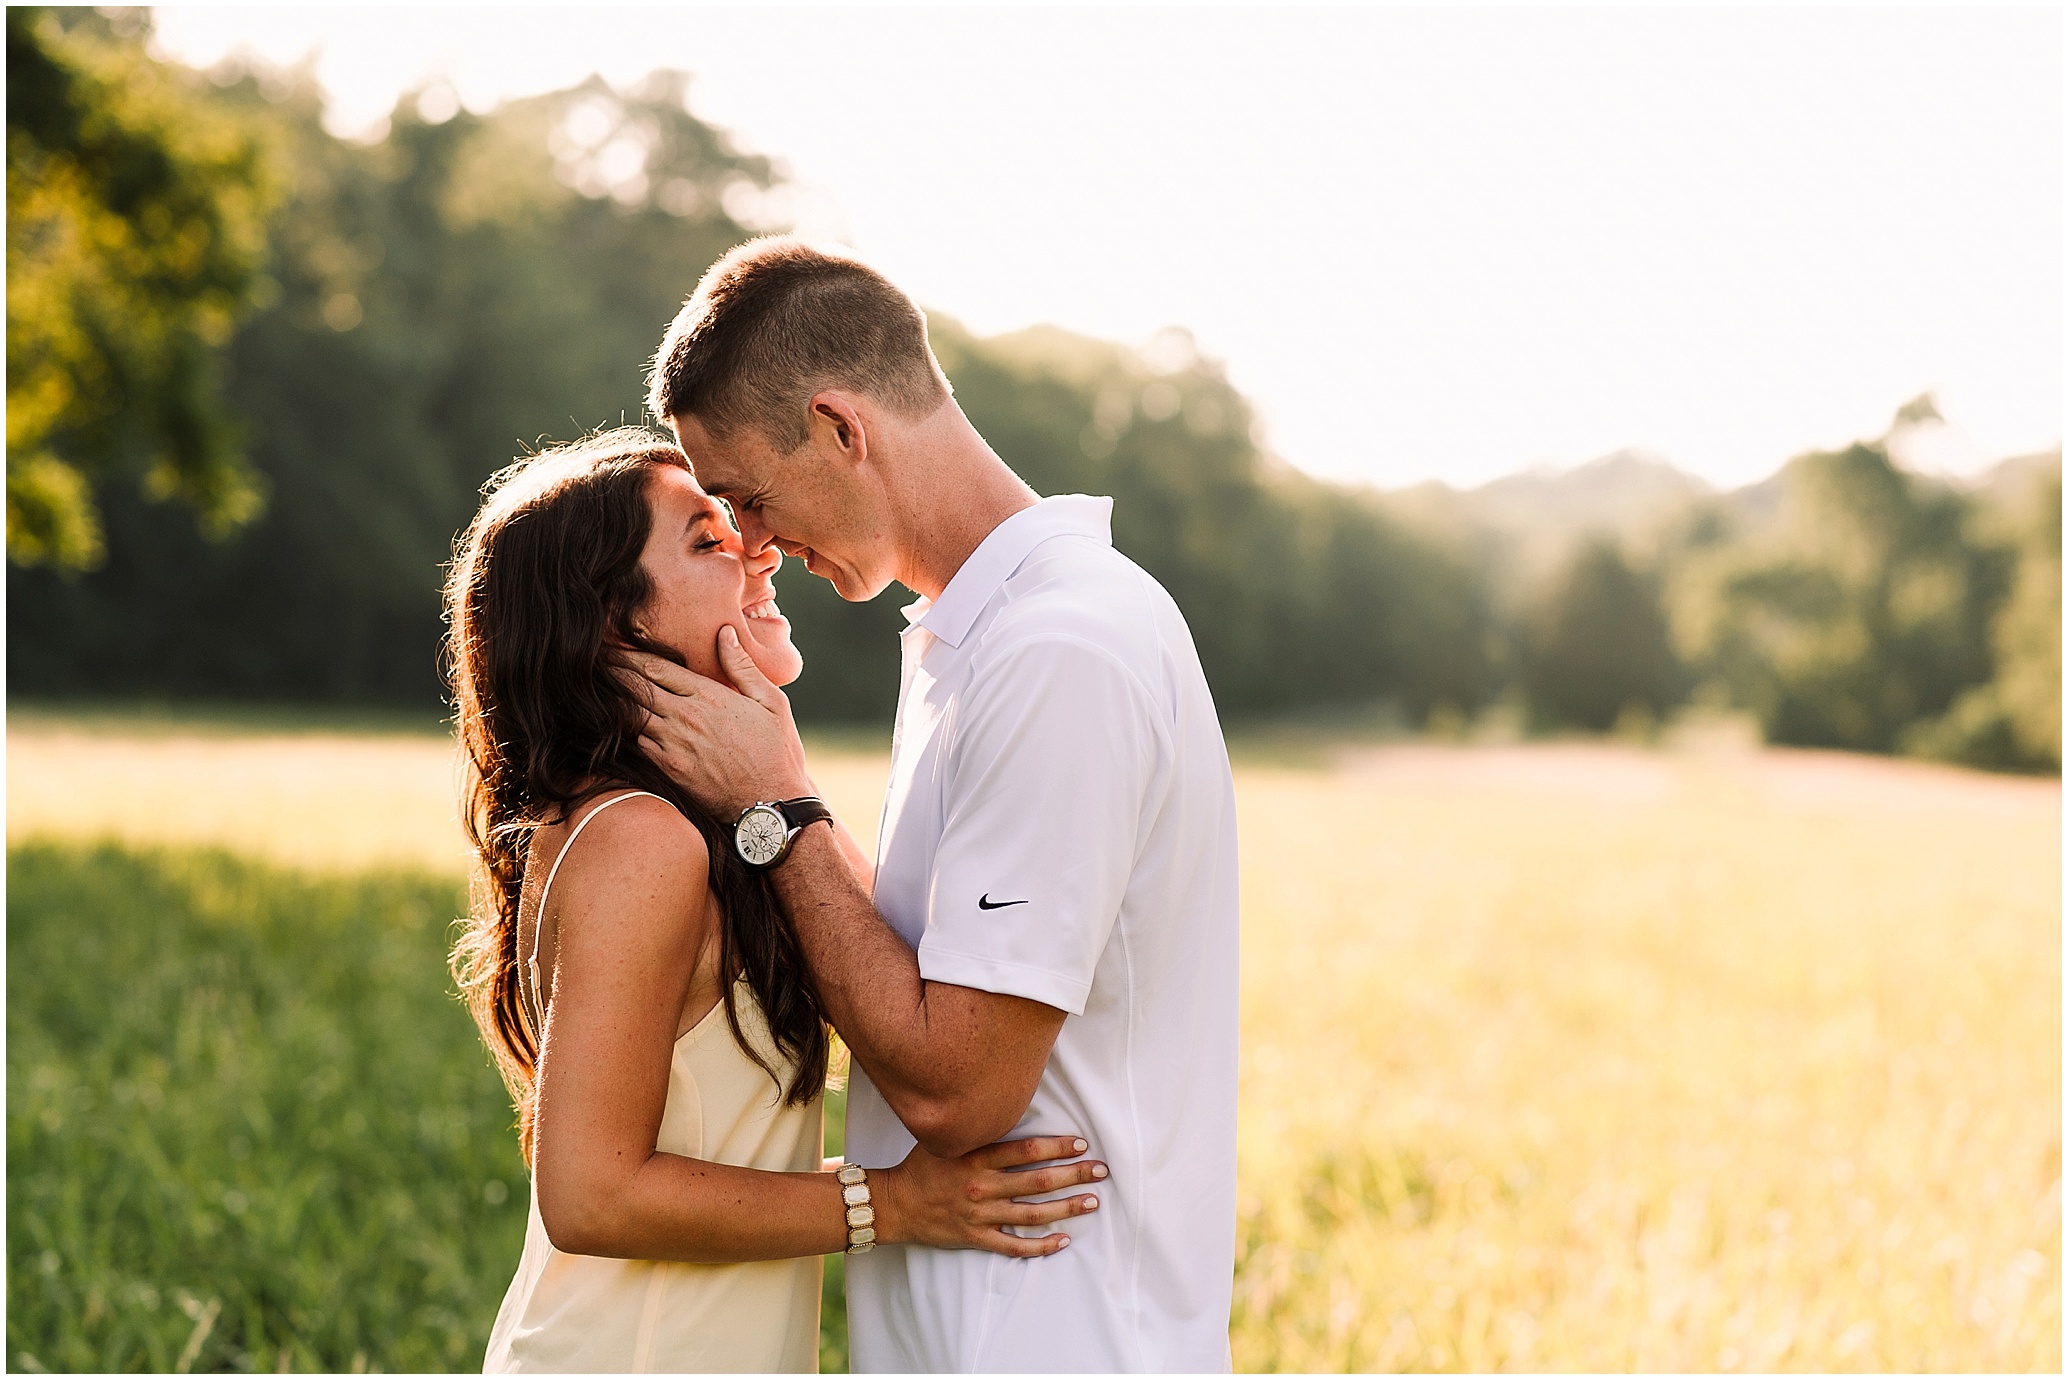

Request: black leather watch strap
left=777, top=796, right=833, bottom=832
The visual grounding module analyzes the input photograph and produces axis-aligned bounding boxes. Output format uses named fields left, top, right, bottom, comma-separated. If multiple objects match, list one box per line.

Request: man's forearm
left=771, top=824, right=1046, bottom=1155
left=772, top=823, right=934, bottom=1078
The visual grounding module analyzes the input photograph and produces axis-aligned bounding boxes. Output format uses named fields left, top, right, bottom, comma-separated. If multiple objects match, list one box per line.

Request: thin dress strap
left=526, top=790, right=669, bottom=1030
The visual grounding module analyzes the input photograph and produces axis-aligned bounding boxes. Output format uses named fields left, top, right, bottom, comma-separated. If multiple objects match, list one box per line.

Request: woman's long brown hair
left=442, top=427, right=828, bottom=1160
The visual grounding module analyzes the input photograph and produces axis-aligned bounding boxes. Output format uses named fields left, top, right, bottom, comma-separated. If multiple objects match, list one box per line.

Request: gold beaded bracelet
left=837, top=1164, right=875, bottom=1254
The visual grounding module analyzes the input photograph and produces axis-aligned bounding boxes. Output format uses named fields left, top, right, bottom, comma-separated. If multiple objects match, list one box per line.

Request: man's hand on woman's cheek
left=617, top=633, right=812, bottom=815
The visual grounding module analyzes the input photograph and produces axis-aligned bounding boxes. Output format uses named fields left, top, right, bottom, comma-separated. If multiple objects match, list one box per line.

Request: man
left=628, top=237, right=1238, bottom=1372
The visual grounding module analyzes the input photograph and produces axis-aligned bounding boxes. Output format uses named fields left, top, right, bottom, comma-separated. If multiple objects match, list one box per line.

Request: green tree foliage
left=1522, top=538, right=1685, bottom=732
left=7, top=46, right=1493, bottom=726
left=4, top=36, right=2052, bottom=769
left=1988, top=469, right=2062, bottom=763
left=5, top=8, right=280, bottom=568
left=9, top=64, right=777, bottom=701
left=1901, top=462, right=2061, bottom=771
left=1668, top=437, right=2014, bottom=756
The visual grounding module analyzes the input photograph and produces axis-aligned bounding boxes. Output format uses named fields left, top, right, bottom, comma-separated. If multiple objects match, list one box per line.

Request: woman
left=444, top=429, right=1104, bottom=1372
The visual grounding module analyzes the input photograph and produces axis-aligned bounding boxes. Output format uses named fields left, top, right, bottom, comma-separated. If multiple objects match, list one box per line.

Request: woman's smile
left=637, top=466, right=804, bottom=686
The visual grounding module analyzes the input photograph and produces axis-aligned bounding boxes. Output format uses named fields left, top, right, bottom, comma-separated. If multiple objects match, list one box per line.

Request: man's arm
left=625, top=629, right=1064, bottom=1159
left=766, top=822, right=1065, bottom=1157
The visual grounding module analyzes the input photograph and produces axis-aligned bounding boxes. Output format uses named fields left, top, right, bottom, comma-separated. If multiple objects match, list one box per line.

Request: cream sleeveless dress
left=483, top=791, right=824, bottom=1373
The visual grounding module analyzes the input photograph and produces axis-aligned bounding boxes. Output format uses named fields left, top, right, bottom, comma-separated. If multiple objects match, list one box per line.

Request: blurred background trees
left=7, top=12, right=2058, bottom=773
left=6, top=7, right=278, bottom=568
left=9, top=13, right=777, bottom=701
left=1900, top=460, right=2061, bottom=769
left=1659, top=412, right=2056, bottom=771
left=1522, top=540, right=1684, bottom=734
left=1668, top=436, right=1998, bottom=750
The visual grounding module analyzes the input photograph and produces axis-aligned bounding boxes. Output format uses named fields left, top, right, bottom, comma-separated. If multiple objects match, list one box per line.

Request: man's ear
left=809, top=391, right=868, bottom=466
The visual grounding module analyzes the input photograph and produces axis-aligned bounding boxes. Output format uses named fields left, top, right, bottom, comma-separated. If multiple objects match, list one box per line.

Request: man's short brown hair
left=646, top=237, right=950, bottom=449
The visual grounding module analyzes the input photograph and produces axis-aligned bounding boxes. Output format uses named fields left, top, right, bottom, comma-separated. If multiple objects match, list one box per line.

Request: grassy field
left=1233, top=745, right=2058, bottom=1371
left=7, top=707, right=2059, bottom=1371
left=8, top=842, right=521, bottom=1372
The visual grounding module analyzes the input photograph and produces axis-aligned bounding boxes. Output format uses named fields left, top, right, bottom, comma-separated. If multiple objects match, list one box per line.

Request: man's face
left=666, top=412, right=897, bottom=603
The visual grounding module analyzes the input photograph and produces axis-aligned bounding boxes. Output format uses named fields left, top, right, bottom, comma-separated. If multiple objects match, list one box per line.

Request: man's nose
left=734, top=508, right=779, bottom=556
left=743, top=539, right=782, bottom=579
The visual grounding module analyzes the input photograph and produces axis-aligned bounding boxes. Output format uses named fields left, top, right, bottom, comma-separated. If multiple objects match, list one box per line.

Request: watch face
left=735, top=805, right=789, bottom=867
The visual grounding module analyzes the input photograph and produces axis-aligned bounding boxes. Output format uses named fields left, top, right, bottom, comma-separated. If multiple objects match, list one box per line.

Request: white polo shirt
left=843, top=495, right=1239, bottom=1373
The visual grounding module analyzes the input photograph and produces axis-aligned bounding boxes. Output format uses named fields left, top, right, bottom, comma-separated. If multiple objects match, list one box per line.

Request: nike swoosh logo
left=978, top=894, right=1029, bottom=910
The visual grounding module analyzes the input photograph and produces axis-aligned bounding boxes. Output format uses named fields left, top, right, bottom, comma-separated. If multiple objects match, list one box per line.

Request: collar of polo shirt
left=901, top=494, right=1116, bottom=651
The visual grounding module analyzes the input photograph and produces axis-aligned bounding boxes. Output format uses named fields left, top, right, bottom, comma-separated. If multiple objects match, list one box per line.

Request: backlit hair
left=442, top=427, right=828, bottom=1159
left=646, top=237, right=949, bottom=449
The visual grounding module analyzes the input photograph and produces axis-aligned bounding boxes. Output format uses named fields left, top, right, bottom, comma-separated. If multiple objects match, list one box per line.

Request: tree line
left=8, top=10, right=2057, bottom=772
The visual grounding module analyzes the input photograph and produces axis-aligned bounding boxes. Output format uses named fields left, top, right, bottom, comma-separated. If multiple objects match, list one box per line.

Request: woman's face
left=633, top=464, right=803, bottom=687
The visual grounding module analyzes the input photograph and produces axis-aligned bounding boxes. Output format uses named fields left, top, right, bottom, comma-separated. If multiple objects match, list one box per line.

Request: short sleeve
left=916, top=636, right=1163, bottom=1015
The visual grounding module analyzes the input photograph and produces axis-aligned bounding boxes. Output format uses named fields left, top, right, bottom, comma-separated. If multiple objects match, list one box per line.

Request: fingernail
left=1056, top=1236, right=1070, bottom=1250
left=1092, top=1164, right=1108, bottom=1179
left=1084, top=1196, right=1098, bottom=1209
left=1073, top=1139, right=1087, bottom=1153
left=721, top=625, right=739, bottom=645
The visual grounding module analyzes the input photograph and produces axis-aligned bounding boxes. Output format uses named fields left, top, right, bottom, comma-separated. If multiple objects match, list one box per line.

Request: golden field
left=7, top=709, right=2059, bottom=1371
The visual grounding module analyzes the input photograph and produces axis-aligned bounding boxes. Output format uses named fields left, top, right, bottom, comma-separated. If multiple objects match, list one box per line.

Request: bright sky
left=151, top=5, right=2061, bottom=490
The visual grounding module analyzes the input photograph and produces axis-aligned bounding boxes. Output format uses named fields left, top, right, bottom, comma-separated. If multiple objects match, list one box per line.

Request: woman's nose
left=743, top=541, right=782, bottom=579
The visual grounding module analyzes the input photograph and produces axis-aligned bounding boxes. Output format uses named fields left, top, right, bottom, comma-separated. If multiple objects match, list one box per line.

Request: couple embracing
left=447, top=239, right=1237, bottom=1373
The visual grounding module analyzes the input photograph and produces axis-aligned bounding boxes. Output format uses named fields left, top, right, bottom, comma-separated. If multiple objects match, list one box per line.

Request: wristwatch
left=733, top=796, right=834, bottom=869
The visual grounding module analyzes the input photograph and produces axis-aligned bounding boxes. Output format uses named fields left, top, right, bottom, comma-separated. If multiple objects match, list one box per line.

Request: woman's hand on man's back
left=867, top=1135, right=1108, bottom=1257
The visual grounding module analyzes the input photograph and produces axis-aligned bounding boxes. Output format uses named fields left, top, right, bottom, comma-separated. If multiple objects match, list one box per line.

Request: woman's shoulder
left=573, top=787, right=706, bottom=855
left=540, top=789, right=712, bottom=914
left=566, top=785, right=699, bottom=829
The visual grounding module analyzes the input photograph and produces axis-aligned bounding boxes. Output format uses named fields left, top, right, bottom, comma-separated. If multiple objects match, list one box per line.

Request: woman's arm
left=528, top=797, right=1103, bottom=1263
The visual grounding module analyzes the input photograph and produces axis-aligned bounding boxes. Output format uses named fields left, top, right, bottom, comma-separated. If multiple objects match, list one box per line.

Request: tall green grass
left=6, top=841, right=854, bottom=1372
